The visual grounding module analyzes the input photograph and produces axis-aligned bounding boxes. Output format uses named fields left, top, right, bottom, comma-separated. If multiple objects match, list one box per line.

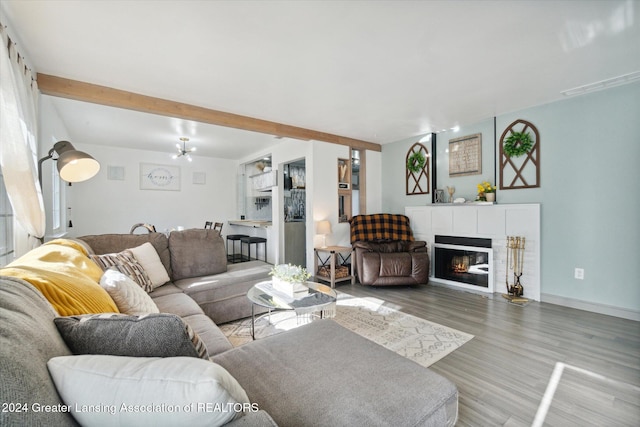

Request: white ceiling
left=2, top=0, right=639, bottom=159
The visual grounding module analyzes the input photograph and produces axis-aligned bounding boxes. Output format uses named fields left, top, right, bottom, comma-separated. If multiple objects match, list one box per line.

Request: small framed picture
left=193, top=171, right=206, bottom=185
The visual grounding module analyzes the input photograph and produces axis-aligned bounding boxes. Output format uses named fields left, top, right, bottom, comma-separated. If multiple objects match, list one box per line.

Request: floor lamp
left=37, top=141, right=100, bottom=187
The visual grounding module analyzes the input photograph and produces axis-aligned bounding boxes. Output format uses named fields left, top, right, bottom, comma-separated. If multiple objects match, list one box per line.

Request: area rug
left=219, top=292, right=473, bottom=368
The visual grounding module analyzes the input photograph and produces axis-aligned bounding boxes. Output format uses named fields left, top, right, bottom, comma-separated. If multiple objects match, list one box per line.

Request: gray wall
left=382, top=81, right=640, bottom=314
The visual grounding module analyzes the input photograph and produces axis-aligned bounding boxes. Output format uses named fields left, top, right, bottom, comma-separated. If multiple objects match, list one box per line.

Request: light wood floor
left=336, top=282, right=640, bottom=426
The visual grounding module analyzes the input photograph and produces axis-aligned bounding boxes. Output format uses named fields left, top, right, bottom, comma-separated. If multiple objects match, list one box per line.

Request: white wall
left=365, top=150, right=382, bottom=214
left=68, top=143, right=238, bottom=237
left=310, top=141, right=351, bottom=251
left=39, top=95, right=72, bottom=238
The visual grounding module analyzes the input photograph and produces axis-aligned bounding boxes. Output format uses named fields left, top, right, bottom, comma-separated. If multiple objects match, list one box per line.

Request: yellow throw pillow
left=0, top=239, right=119, bottom=316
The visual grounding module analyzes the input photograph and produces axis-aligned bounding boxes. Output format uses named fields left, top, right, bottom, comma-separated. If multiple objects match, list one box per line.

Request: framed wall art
left=140, top=163, right=181, bottom=191
left=449, top=133, right=482, bottom=177
left=192, top=171, right=206, bottom=185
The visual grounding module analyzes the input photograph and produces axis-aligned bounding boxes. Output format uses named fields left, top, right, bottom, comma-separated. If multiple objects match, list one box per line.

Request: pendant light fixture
left=173, top=137, right=196, bottom=162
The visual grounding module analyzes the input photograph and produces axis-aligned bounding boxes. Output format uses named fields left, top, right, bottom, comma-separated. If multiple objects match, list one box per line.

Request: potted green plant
left=269, top=264, right=311, bottom=297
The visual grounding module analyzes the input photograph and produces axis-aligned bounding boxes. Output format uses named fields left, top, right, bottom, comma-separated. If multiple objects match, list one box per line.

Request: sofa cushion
left=100, top=268, right=159, bottom=315
left=0, top=239, right=119, bottom=316
left=169, top=229, right=227, bottom=280
left=79, top=233, right=172, bottom=278
left=152, top=293, right=233, bottom=355
left=128, top=242, right=171, bottom=289
left=148, top=282, right=183, bottom=297
left=91, top=250, right=154, bottom=292
left=152, top=292, right=206, bottom=318
left=182, top=313, right=235, bottom=356
left=359, top=251, right=430, bottom=286
left=213, top=320, right=458, bottom=427
left=173, top=261, right=272, bottom=324
left=0, top=277, right=77, bottom=426
left=48, top=355, right=250, bottom=426
left=54, top=313, right=209, bottom=359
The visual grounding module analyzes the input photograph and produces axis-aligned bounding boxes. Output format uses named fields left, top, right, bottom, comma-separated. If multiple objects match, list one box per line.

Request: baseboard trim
left=541, top=293, right=640, bottom=322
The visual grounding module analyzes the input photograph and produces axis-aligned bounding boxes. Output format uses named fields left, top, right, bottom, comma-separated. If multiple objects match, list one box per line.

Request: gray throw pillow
left=54, top=313, right=209, bottom=359
left=169, top=229, right=227, bottom=280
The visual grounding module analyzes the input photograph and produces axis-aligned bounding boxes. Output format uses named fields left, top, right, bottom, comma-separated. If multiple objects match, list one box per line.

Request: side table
left=313, top=246, right=355, bottom=288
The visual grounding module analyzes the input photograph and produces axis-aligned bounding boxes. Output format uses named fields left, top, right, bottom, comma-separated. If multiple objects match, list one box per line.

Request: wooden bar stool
left=226, top=234, right=249, bottom=263
left=240, top=236, right=267, bottom=262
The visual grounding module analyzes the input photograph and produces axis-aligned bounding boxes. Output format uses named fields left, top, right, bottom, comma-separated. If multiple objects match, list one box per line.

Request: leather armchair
left=350, top=214, right=430, bottom=286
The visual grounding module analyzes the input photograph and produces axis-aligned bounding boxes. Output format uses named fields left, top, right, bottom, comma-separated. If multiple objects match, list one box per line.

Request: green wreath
left=503, top=131, right=534, bottom=157
left=407, top=151, right=426, bottom=173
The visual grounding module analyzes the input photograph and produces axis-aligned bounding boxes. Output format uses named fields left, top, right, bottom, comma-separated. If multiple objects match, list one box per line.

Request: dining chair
left=130, top=223, right=156, bottom=234
left=205, top=221, right=223, bottom=234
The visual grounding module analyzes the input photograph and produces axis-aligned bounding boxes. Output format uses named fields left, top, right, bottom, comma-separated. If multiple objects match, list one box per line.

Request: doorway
left=282, top=159, right=306, bottom=267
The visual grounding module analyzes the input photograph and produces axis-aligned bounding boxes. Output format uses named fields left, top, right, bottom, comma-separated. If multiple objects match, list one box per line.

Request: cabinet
left=284, top=221, right=306, bottom=266
left=251, top=170, right=277, bottom=191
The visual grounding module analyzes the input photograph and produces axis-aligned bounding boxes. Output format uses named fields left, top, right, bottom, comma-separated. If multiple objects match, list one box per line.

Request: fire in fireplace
left=433, top=235, right=493, bottom=292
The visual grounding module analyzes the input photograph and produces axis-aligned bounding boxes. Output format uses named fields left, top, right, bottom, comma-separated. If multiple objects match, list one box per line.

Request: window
left=0, top=171, right=15, bottom=267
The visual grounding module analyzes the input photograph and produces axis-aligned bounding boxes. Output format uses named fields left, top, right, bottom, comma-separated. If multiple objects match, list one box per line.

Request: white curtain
left=0, top=26, right=46, bottom=250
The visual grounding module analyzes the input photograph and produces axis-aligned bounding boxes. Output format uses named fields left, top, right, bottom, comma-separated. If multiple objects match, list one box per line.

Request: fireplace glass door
left=434, top=247, right=490, bottom=287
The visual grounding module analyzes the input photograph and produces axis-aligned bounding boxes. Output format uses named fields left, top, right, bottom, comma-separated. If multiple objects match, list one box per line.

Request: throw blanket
left=350, top=214, right=415, bottom=244
left=0, top=239, right=118, bottom=316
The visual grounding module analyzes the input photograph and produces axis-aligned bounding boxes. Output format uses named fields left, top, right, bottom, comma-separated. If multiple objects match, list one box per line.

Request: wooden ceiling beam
left=36, top=74, right=382, bottom=152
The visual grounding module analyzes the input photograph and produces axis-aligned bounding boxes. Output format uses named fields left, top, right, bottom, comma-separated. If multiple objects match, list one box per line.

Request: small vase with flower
left=476, top=181, right=497, bottom=203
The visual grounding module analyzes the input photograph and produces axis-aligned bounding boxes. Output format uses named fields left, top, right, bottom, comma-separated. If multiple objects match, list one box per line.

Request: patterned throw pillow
left=90, top=251, right=153, bottom=292
left=54, top=313, right=210, bottom=360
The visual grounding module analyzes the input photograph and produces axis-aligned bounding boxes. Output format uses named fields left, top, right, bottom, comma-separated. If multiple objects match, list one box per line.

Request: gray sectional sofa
left=0, top=229, right=458, bottom=426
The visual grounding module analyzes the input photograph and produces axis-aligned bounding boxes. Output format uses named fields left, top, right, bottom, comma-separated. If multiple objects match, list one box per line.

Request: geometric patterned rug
left=219, top=292, right=473, bottom=368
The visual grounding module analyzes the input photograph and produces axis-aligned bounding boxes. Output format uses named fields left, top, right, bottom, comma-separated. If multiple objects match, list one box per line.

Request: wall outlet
left=574, top=268, right=584, bottom=280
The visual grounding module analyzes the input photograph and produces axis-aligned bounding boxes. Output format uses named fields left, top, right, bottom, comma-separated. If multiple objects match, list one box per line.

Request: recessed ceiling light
left=451, top=126, right=460, bottom=132
left=561, top=71, right=640, bottom=96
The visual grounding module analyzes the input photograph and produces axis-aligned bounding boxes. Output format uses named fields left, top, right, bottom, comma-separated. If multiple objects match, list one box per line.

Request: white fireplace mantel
left=405, top=204, right=541, bottom=300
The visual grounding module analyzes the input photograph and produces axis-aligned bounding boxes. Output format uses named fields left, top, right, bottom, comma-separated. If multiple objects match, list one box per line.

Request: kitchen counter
left=228, top=220, right=272, bottom=228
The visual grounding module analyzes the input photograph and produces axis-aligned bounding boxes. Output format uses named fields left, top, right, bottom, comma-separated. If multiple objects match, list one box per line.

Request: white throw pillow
left=128, top=242, right=171, bottom=289
left=47, top=355, right=251, bottom=427
left=100, top=269, right=159, bottom=315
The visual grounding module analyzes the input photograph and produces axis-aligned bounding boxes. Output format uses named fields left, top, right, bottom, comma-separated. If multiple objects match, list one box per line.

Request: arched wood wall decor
left=406, top=142, right=430, bottom=195
left=499, top=119, right=540, bottom=190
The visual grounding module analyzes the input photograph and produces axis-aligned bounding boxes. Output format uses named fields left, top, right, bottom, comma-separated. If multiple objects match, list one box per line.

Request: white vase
left=485, top=193, right=496, bottom=202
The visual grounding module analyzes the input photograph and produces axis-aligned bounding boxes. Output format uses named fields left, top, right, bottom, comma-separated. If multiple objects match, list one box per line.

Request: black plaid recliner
left=349, top=214, right=430, bottom=286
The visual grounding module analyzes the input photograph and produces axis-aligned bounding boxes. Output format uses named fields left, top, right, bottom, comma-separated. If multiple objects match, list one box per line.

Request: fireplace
left=432, top=235, right=494, bottom=292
